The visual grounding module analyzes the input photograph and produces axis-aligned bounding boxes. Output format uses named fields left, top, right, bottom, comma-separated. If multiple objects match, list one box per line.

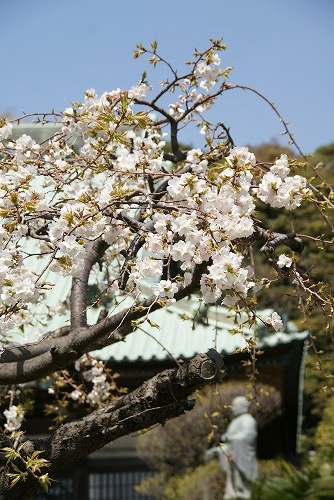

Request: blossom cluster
left=0, top=119, right=13, bottom=142
left=0, top=76, right=309, bottom=339
left=257, top=154, right=309, bottom=210
left=0, top=242, right=39, bottom=330
left=75, top=355, right=113, bottom=406
left=137, top=147, right=257, bottom=305
left=3, top=405, right=24, bottom=432
left=265, top=312, right=284, bottom=332
left=194, top=52, right=222, bottom=91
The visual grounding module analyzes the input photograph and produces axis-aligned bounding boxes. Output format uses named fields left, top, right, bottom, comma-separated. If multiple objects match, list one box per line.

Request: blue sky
left=1, top=0, right=333, bottom=154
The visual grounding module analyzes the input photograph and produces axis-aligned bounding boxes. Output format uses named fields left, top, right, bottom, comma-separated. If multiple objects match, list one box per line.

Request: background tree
left=0, top=39, right=331, bottom=498
left=249, top=141, right=334, bottom=452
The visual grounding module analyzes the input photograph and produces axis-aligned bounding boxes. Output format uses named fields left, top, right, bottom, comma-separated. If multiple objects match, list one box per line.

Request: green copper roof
left=94, top=294, right=308, bottom=362
left=11, top=123, right=62, bottom=144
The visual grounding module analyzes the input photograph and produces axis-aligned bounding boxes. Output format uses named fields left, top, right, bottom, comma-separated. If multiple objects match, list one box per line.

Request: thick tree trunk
left=0, top=349, right=223, bottom=499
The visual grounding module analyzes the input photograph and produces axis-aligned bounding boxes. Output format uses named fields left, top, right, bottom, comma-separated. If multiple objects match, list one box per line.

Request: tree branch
left=0, top=262, right=206, bottom=384
left=71, top=239, right=109, bottom=328
left=0, top=350, right=223, bottom=499
left=41, top=349, right=223, bottom=472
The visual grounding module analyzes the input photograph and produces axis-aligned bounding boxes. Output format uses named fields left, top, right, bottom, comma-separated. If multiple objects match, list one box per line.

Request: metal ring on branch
left=200, top=359, right=218, bottom=380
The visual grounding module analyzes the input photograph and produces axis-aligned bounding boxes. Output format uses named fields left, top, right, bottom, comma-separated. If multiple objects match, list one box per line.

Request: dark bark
left=0, top=349, right=223, bottom=499
left=70, top=238, right=110, bottom=328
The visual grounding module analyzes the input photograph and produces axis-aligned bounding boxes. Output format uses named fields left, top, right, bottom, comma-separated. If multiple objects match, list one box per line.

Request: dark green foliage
left=135, top=461, right=225, bottom=500
left=250, top=142, right=295, bottom=164
left=252, top=461, right=334, bottom=499
left=248, top=142, right=334, bottom=455
left=312, top=142, right=334, bottom=174
left=313, top=396, right=334, bottom=466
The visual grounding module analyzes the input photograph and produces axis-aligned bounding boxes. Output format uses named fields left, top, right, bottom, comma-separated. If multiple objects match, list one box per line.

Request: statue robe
left=223, top=412, right=258, bottom=481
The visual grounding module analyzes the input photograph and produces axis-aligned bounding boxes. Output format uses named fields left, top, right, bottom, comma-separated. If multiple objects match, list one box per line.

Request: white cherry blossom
left=152, top=280, right=178, bottom=299
left=0, top=120, right=13, bottom=140
left=3, top=405, right=24, bottom=432
left=277, top=254, right=293, bottom=268
left=265, top=312, right=284, bottom=332
left=0, top=59, right=311, bottom=362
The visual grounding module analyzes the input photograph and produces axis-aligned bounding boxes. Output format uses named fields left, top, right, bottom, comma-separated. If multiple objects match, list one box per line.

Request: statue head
left=231, top=396, right=250, bottom=416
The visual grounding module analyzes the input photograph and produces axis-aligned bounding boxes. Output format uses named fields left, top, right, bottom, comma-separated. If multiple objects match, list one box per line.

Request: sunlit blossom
left=277, top=254, right=293, bottom=268
left=152, top=280, right=178, bottom=299
left=265, top=312, right=284, bottom=332
left=3, top=405, right=24, bottom=432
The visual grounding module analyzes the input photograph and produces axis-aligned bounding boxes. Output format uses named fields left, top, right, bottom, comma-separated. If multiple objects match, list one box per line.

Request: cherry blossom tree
left=0, top=39, right=330, bottom=497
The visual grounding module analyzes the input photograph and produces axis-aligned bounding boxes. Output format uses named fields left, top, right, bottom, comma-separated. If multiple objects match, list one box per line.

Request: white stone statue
left=205, top=396, right=258, bottom=499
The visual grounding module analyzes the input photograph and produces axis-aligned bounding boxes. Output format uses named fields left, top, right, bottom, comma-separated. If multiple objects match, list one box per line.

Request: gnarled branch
left=0, top=350, right=223, bottom=500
